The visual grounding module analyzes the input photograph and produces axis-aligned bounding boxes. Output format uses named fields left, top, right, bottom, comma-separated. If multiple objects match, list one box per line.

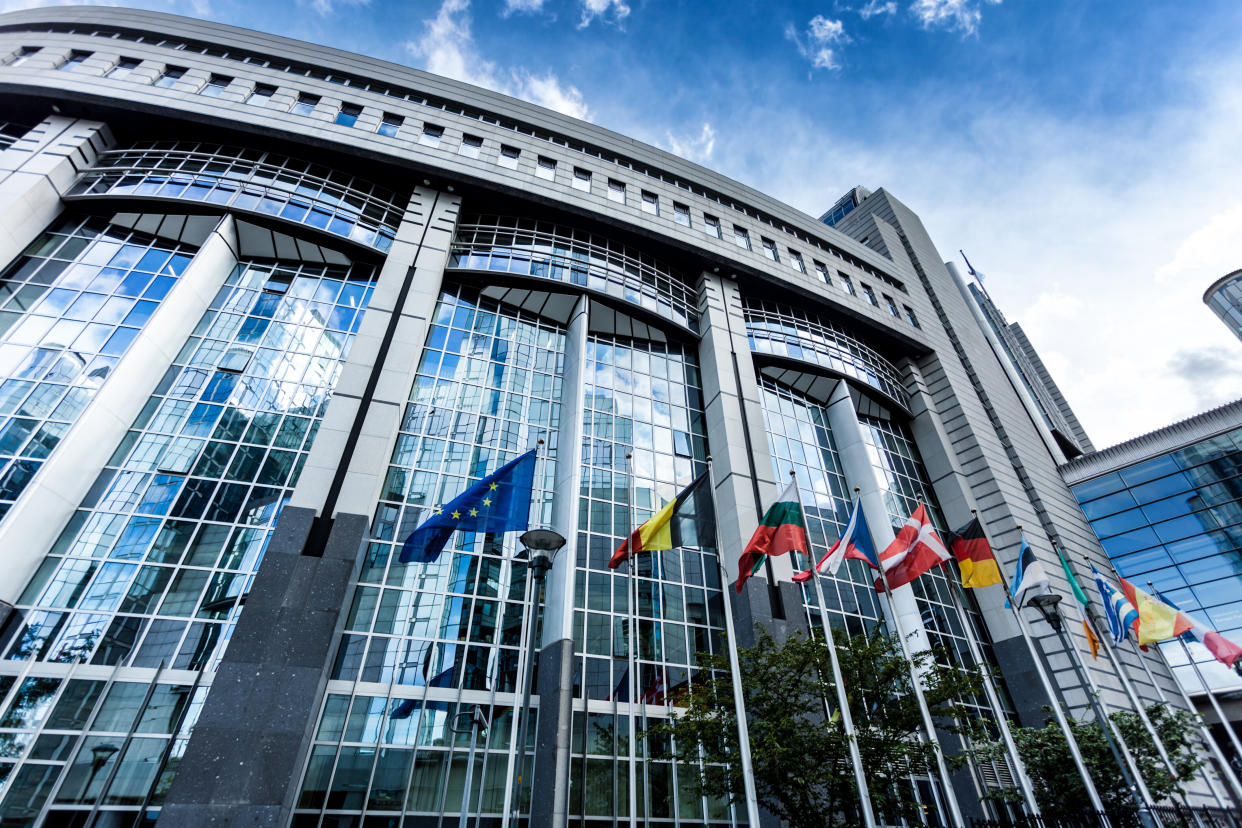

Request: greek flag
left=1092, top=566, right=1138, bottom=646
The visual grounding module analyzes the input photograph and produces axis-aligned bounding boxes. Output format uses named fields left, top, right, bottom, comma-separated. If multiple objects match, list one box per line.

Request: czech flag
left=792, top=500, right=877, bottom=581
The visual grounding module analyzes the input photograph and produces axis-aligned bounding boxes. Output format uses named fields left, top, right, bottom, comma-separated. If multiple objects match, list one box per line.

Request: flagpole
left=799, top=474, right=877, bottom=828
left=868, top=492, right=966, bottom=828
left=1151, top=581, right=1242, bottom=808
left=1122, top=620, right=1226, bottom=811
left=625, top=452, right=638, bottom=828
left=946, top=512, right=1040, bottom=818
left=705, top=456, right=764, bottom=828
left=1082, top=556, right=1189, bottom=798
left=982, top=519, right=1110, bottom=823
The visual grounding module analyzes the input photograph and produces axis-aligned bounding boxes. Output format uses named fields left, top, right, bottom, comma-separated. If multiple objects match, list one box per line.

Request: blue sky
left=8, top=0, right=1242, bottom=447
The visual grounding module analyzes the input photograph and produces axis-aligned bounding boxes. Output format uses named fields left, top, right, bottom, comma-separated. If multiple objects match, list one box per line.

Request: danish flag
left=875, top=503, right=952, bottom=592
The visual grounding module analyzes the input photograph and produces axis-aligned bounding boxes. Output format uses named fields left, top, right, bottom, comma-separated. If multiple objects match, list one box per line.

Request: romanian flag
left=945, top=517, right=1002, bottom=588
left=1119, top=577, right=1193, bottom=646
left=609, top=472, right=711, bottom=569
left=737, top=479, right=809, bottom=593
left=1153, top=588, right=1242, bottom=669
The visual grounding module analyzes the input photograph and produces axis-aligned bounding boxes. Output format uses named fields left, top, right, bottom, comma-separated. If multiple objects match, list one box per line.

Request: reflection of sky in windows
left=1070, top=426, right=1242, bottom=692
left=0, top=258, right=373, bottom=820
left=0, top=214, right=198, bottom=521
left=572, top=333, right=729, bottom=824
left=296, top=286, right=563, bottom=822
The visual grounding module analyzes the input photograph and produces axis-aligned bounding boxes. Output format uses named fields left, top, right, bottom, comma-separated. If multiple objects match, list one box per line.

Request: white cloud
left=909, top=0, right=1000, bottom=35
left=502, top=0, right=544, bottom=14
left=304, top=0, right=370, bottom=15
left=788, top=14, right=849, bottom=71
left=406, top=0, right=590, bottom=121
left=578, top=0, right=630, bottom=28
left=859, top=0, right=898, bottom=19
left=663, top=123, right=716, bottom=163
left=1154, top=203, right=1242, bottom=285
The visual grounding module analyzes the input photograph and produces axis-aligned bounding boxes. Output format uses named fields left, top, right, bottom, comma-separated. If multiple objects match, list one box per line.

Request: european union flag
left=399, top=449, right=538, bottom=564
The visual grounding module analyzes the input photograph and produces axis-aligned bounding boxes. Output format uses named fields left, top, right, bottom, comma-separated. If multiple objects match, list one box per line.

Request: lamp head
left=520, top=528, right=565, bottom=574
left=1029, top=593, right=1064, bottom=630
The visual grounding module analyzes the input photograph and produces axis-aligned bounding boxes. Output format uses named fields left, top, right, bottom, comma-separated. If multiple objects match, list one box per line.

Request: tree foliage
left=648, top=628, right=990, bottom=828
left=1010, top=702, right=1205, bottom=822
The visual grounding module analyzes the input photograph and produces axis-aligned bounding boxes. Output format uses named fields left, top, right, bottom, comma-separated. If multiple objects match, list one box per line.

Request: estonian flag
left=399, top=449, right=537, bottom=564
left=1007, top=535, right=1051, bottom=609
left=609, top=472, right=713, bottom=569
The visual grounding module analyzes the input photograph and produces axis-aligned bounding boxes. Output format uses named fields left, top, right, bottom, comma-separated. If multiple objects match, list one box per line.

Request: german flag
left=609, top=472, right=711, bottom=569
left=946, top=517, right=1002, bottom=589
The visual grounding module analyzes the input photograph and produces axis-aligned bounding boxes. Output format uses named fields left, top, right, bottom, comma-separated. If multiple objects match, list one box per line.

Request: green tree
left=1010, top=703, right=1205, bottom=822
left=649, top=628, right=990, bottom=828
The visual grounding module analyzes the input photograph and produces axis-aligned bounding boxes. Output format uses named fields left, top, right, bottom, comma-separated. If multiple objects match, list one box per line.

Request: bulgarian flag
left=1119, top=576, right=1193, bottom=646
left=736, top=479, right=809, bottom=593
left=609, top=472, right=710, bottom=569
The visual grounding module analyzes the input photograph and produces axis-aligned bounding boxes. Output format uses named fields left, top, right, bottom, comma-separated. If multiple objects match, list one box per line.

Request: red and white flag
left=875, top=503, right=951, bottom=592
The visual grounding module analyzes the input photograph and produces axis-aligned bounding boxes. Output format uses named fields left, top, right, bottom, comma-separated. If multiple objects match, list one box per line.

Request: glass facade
left=570, top=334, right=729, bottom=826
left=0, top=214, right=199, bottom=521
left=449, top=215, right=699, bottom=334
left=294, top=285, right=563, bottom=826
left=0, top=254, right=376, bottom=825
left=1069, top=427, right=1242, bottom=693
left=1205, top=270, right=1242, bottom=344
left=70, top=142, right=403, bottom=253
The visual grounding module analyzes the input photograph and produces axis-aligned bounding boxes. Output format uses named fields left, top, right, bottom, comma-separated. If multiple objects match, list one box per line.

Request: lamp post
left=1029, top=594, right=1158, bottom=828
left=508, top=528, right=565, bottom=824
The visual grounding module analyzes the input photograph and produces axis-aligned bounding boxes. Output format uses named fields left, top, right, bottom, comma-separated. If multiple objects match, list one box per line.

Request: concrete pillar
left=0, top=214, right=239, bottom=604
left=0, top=115, right=111, bottom=267
left=160, top=188, right=462, bottom=827
left=695, top=272, right=788, bottom=646
left=531, top=293, right=589, bottom=828
left=823, top=381, right=933, bottom=655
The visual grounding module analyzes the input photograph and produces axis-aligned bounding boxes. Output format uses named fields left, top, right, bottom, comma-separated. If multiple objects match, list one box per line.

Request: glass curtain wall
left=0, top=256, right=376, bottom=826
left=0, top=214, right=200, bottom=520
left=294, top=284, right=564, bottom=828
left=569, top=333, right=731, bottom=827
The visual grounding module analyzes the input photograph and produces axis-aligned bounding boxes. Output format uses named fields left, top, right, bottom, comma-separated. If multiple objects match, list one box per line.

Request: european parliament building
left=0, top=7, right=1212, bottom=827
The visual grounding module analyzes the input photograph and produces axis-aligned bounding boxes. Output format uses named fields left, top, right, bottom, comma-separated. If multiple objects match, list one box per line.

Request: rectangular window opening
left=153, top=65, right=186, bottom=88
left=789, top=250, right=806, bottom=273
left=572, top=167, right=592, bottom=191
left=536, top=156, right=557, bottom=181
left=107, top=57, right=141, bottom=79
left=7, top=46, right=39, bottom=67
left=761, top=238, right=779, bottom=262
left=673, top=202, right=691, bottom=227
left=904, top=305, right=920, bottom=327
left=245, top=83, right=276, bottom=106
left=498, top=145, right=521, bottom=169
left=335, top=102, right=363, bottom=127
left=377, top=112, right=403, bottom=137
left=704, top=214, right=722, bottom=239
left=733, top=225, right=751, bottom=251
left=607, top=179, right=626, bottom=203
left=419, top=122, right=444, bottom=146
left=199, top=73, right=233, bottom=97
left=291, top=92, right=320, bottom=116
left=58, top=50, right=91, bottom=72
left=459, top=134, right=483, bottom=158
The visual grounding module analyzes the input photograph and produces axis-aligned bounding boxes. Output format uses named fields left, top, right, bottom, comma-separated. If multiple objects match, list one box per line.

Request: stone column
left=0, top=214, right=239, bottom=605
left=531, top=293, right=589, bottom=828
left=0, top=115, right=111, bottom=267
left=160, top=188, right=462, bottom=827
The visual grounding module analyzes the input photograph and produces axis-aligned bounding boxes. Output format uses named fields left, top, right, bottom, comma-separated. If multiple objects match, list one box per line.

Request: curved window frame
left=67, top=142, right=403, bottom=253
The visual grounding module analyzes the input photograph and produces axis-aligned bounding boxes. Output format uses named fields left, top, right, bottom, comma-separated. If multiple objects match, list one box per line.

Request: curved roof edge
left=0, top=5, right=898, bottom=279
left=1060, top=396, right=1242, bottom=483
left=1203, top=268, right=1242, bottom=304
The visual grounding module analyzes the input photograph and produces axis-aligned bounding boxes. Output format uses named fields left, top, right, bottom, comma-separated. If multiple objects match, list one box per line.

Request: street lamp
left=508, top=527, right=565, bottom=823
left=85, top=744, right=119, bottom=801
left=1029, top=593, right=1063, bottom=631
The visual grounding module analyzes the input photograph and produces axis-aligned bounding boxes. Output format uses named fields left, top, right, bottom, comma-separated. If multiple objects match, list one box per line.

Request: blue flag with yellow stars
left=399, top=448, right=538, bottom=564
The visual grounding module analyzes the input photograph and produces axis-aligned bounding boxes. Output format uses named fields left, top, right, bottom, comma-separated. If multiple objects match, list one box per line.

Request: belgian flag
left=946, top=517, right=1002, bottom=589
left=609, top=472, right=712, bottom=569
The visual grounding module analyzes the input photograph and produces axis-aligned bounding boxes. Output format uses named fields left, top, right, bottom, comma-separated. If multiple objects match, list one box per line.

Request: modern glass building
left=0, top=6, right=1218, bottom=826
left=1204, top=269, right=1242, bottom=343
left=1063, top=398, right=1242, bottom=767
